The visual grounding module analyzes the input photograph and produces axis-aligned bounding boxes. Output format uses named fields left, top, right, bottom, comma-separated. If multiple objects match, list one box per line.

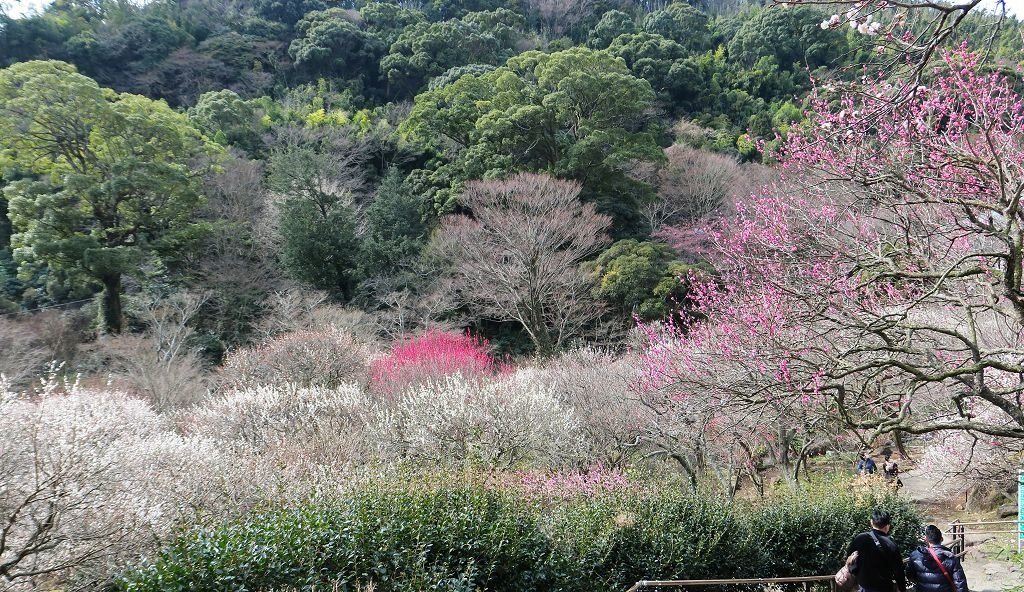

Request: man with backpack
left=905, top=524, right=969, bottom=592
left=848, top=510, right=907, bottom=592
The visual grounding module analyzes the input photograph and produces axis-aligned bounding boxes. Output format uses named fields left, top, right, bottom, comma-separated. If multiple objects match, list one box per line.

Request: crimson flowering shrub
left=369, top=329, right=504, bottom=395
left=220, top=328, right=374, bottom=389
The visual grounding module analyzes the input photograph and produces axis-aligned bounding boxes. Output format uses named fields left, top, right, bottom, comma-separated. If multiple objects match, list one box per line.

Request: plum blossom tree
left=377, top=372, right=584, bottom=469
left=368, top=329, right=503, bottom=396
left=0, top=377, right=240, bottom=590
left=640, top=46, right=1024, bottom=467
left=786, top=0, right=1010, bottom=99
left=431, top=173, right=612, bottom=355
left=916, top=409, right=1024, bottom=497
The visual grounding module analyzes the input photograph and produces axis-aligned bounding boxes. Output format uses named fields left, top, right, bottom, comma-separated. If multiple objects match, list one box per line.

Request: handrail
left=625, top=519, right=1019, bottom=592
left=944, top=520, right=1019, bottom=526
left=626, top=575, right=835, bottom=592
left=946, top=517, right=1023, bottom=559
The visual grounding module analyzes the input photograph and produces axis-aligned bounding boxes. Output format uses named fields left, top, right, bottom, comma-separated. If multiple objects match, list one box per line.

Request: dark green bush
left=118, top=481, right=919, bottom=592
left=120, top=485, right=554, bottom=592
left=743, top=486, right=921, bottom=577
left=551, top=493, right=760, bottom=589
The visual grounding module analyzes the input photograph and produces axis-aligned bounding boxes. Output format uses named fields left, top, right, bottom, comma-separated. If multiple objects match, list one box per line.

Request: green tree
left=0, top=61, right=213, bottom=332
left=266, top=129, right=365, bottom=299
left=289, top=8, right=386, bottom=89
left=403, top=47, right=663, bottom=236
left=0, top=190, right=17, bottom=309
left=424, top=0, right=518, bottom=20
left=585, top=239, right=701, bottom=321
left=606, top=32, right=690, bottom=100
left=641, top=2, right=712, bottom=53
left=251, top=0, right=326, bottom=27
left=460, top=7, right=524, bottom=48
left=586, top=10, right=636, bottom=49
left=0, top=10, right=87, bottom=67
left=359, top=1, right=426, bottom=46
left=358, top=168, right=428, bottom=280
left=277, top=199, right=359, bottom=298
left=727, top=6, right=844, bottom=70
left=97, top=13, right=194, bottom=71
left=427, top=63, right=497, bottom=90
left=380, top=13, right=513, bottom=99
left=188, top=89, right=262, bottom=153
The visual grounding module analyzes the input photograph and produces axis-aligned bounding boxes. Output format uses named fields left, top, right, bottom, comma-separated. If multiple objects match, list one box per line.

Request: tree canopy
left=0, top=60, right=214, bottom=332
left=403, top=46, right=663, bottom=235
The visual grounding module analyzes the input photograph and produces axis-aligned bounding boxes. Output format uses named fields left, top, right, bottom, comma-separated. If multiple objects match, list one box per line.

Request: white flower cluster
left=379, top=372, right=585, bottom=469
left=0, top=350, right=644, bottom=589
left=820, top=4, right=882, bottom=35
left=0, top=381, right=247, bottom=591
left=820, top=14, right=842, bottom=29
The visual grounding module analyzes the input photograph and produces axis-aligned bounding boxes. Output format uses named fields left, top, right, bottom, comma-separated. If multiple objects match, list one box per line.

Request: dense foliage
left=2, top=0, right=1021, bottom=352
left=118, top=480, right=919, bottom=592
left=3, top=1, right=1023, bottom=589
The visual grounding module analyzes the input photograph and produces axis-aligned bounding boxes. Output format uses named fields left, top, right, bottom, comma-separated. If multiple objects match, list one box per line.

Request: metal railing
left=946, top=519, right=1022, bottom=557
left=626, top=575, right=837, bottom=592
left=625, top=519, right=1022, bottom=592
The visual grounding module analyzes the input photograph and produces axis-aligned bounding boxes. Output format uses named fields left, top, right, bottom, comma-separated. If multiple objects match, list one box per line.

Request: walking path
left=899, top=467, right=1023, bottom=592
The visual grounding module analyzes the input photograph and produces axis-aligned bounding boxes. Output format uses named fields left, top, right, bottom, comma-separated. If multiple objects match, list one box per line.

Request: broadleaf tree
left=0, top=60, right=214, bottom=332
left=403, top=47, right=663, bottom=236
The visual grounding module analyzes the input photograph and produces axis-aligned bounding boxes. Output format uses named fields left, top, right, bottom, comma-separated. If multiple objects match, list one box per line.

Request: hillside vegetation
left=2, top=1, right=1024, bottom=590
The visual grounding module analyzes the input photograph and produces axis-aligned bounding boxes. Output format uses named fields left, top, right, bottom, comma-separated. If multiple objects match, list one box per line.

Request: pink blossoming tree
left=641, top=47, right=1024, bottom=477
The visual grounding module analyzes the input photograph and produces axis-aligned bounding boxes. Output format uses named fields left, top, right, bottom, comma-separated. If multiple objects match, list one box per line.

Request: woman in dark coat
left=905, top=525, right=969, bottom=592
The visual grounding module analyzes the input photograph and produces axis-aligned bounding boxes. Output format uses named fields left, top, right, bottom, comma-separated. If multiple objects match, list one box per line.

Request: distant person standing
left=857, top=452, right=877, bottom=475
left=848, top=510, right=907, bottom=592
left=882, top=454, right=902, bottom=490
left=905, top=525, right=968, bottom=592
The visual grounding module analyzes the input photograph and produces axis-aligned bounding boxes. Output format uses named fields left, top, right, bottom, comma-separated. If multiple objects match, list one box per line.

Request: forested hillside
left=3, top=0, right=1019, bottom=361
left=4, top=2, right=1024, bottom=590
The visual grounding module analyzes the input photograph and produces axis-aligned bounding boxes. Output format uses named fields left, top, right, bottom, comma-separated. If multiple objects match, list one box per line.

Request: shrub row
left=118, top=481, right=920, bottom=592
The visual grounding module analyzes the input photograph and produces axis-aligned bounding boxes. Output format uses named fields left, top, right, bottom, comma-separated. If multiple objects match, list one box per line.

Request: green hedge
left=118, top=483, right=920, bottom=592
left=744, top=487, right=921, bottom=577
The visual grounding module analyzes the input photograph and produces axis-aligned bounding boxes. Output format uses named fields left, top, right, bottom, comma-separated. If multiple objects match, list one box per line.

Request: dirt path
left=899, top=466, right=1023, bottom=592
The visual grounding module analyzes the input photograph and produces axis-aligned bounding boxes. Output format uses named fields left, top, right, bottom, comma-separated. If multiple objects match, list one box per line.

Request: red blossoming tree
left=369, top=329, right=504, bottom=396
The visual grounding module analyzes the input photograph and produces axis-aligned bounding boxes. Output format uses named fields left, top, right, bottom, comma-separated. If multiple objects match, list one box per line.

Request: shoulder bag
left=835, top=550, right=859, bottom=592
left=925, top=545, right=957, bottom=591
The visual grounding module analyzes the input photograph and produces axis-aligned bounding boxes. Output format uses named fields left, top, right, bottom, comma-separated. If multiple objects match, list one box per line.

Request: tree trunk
left=669, top=452, right=700, bottom=491
left=894, top=430, right=911, bottom=459
left=100, top=273, right=123, bottom=334
left=524, top=311, right=556, bottom=357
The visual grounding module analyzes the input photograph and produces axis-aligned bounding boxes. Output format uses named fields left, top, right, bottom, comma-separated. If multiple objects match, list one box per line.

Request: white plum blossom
left=0, top=379, right=247, bottom=590
left=378, top=372, right=584, bottom=469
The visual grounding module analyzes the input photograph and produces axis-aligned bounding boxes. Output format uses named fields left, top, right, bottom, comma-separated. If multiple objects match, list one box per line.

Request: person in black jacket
left=848, top=510, right=907, bottom=592
left=905, top=525, right=969, bottom=592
